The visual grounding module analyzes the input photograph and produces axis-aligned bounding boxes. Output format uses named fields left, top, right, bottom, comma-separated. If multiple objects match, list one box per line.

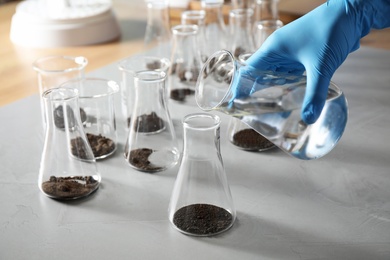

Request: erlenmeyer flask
left=144, top=0, right=171, bottom=58
left=195, top=50, right=348, bottom=160
left=125, top=71, right=180, bottom=173
left=33, top=55, right=88, bottom=127
left=229, top=8, right=255, bottom=58
left=39, top=88, right=100, bottom=200
left=181, top=10, right=208, bottom=63
left=254, top=0, right=279, bottom=21
left=168, top=113, right=236, bottom=236
left=168, top=24, right=203, bottom=105
left=254, top=19, right=283, bottom=48
left=201, top=0, right=227, bottom=58
left=118, top=55, right=170, bottom=129
left=226, top=52, right=276, bottom=151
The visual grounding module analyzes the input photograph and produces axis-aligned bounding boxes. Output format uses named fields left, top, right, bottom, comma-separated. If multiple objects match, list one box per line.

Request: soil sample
left=127, top=148, right=163, bottom=172
left=146, top=60, right=163, bottom=70
left=170, top=88, right=195, bottom=102
left=232, top=128, right=275, bottom=151
left=173, top=203, right=234, bottom=236
left=41, top=175, right=99, bottom=200
left=53, top=105, right=87, bottom=129
left=70, top=133, right=115, bottom=159
left=134, top=112, right=165, bottom=133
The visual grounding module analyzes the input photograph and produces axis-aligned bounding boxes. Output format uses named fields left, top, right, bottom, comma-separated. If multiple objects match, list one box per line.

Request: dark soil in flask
left=41, top=176, right=99, bottom=200
left=173, top=203, right=234, bottom=236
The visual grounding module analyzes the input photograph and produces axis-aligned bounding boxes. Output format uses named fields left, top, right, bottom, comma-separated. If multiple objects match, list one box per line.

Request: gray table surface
left=1, top=46, right=390, bottom=260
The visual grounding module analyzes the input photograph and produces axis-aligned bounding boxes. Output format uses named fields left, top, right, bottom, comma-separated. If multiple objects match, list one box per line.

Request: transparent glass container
left=229, top=8, right=255, bottom=58
left=181, top=10, right=208, bottom=63
left=60, top=78, right=119, bottom=160
left=254, top=19, right=283, bottom=48
left=33, top=55, right=88, bottom=126
left=195, top=50, right=348, bottom=160
left=254, top=0, right=279, bottom=21
left=39, top=88, right=100, bottom=200
left=144, top=0, right=171, bottom=58
left=168, top=24, right=203, bottom=105
left=201, top=0, right=227, bottom=59
left=118, top=55, right=170, bottom=129
left=168, top=113, right=236, bottom=236
left=125, top=71, right=180, bottom=173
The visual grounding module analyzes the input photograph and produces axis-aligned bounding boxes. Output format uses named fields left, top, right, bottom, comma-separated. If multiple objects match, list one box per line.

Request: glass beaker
left=39, top=88, right=100, bottom=200
left=168, top=113, right=236, bottom=236
left=168, top=24, right=203, bottom=105
left=228, top=8, right=255, bottom=58
left=125, top=71, right=180, bottom=173
left=33, top=55, right=88, bottom=126
left=118, top=55, right=170, bottom=129
left=201, top=0, right=227, bottom=59
left=254, top=19, right=283, bottom=48
left=254, top=0, right=279, bottom=21
left=60, top=78, right=119, bottom=160
left=195, top=50, right=348, bottom=160
left=144, top=0, right=171, bottom=58
left=181, top=10, right=208, bottom=63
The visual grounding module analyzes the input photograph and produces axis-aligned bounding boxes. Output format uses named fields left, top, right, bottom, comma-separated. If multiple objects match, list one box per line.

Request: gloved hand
left=244, top=0, right=390, bottom=124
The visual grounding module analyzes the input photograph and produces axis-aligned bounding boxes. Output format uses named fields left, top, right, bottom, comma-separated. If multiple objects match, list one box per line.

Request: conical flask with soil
left=124, top=71, right=180, bottom=173
left=168, top=24, right=203, bottom=105
left=38, top=88, right=100, bottom=200
left=168, top=113, right=236, bottom=236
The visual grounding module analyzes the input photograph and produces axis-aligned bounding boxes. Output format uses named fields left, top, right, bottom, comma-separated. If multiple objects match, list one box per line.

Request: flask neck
left=182, top=114, right=221, bottom=158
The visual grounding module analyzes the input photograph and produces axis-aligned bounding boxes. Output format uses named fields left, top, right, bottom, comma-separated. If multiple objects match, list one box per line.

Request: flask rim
left=33, top=55, right=88, bottom=74
left=182, top=113, right=221, bottom=130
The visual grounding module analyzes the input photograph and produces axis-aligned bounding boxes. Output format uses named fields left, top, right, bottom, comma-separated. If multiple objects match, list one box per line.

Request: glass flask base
left=171, top=203, right=234, bottom=237
left=40, top=175, right=100, bottom=200
left=125, top=148, right=180, bottom=173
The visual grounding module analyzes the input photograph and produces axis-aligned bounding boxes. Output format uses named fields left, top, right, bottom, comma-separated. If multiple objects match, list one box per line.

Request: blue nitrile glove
left=243, top=0, right=390, bottom=124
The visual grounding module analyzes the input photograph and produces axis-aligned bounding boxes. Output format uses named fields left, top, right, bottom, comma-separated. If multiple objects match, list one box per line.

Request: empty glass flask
left=168, top=24, right=203, bottom=105
left=254, top=0, right=279, bottom=21
left=125, top=71, right=180, bottom=173
left=254, top=19, right=283, bottom=48
left=195, top=50, right=348, bottom=160
left=201, top=0, right=227, bottom=58
left=118, top=55, right=170, bottom=129
left=168, top=113, right=236, bottom=236
left=60, top=78, right=119, bottom=160
left=39, top=88, right=100, bottom=200
left=144, top=0, right=171, bottom=58
left=228, top=8, right=255, bottom=58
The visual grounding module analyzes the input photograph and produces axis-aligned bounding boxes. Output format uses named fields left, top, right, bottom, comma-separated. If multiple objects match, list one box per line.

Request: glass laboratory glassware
left=144, top=0, right=171, bottom=58
left=168, top=24, right=203, bottom=105
left=229, top=8, right=255, bottom=58
left=168, top=113, right=236, bottom=236
left=60, top=78, right=119, bottom=160
left=124, top=71, right=180, bottom=173
left=225, top=53, right=275, bottom=151
left=254, top=0, right=279, bottom=21
left=254, top=19, right=283, bottom=48
left=39, top=88, right=100, bottom=200
left=201, top=0, right=227, bottom=59
left=118, top=55, right=170, bottom=129
left=195, top=50, right=348, bottom=160
left=33, top=55, right=88, bottom=126
left=181, top=10, right=208, bottom=63
left=231, top=0, right=255, bottom=9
